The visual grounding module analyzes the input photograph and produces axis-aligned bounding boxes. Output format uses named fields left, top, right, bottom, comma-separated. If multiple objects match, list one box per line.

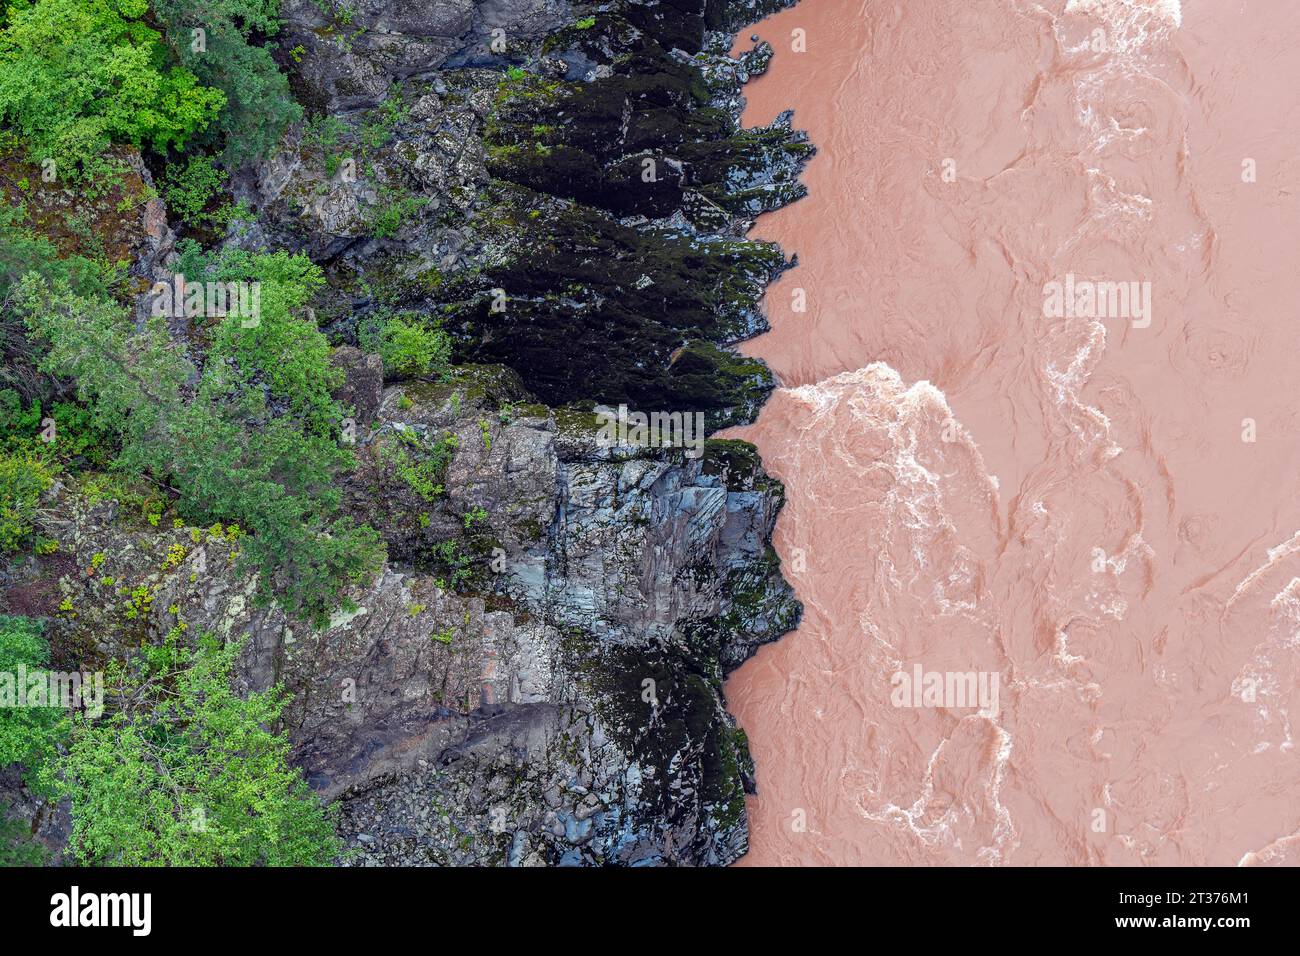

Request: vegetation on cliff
left=41, top=634, right=339, bottom=866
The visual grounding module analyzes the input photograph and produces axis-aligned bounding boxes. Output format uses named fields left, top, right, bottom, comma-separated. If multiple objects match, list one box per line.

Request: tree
left=41, top=635, right=341, bottom=865
left=190, top=245, right=344, bottom=434
left=0, top=615, right=62, bottom=770
left=0, top=0, right=224, bottom=177
left=152, top=0, right=302, bottom=164
left=14, top=265, right=385, bottom=624
left=13, top=273, right=192, bottom=478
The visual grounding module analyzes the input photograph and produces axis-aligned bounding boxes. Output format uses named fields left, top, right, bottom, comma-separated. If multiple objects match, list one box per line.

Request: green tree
left=14, top=268, right=385, bottom=623
left=0, top=0, right=224, bottom=177
left=152, top=0, right=302, bottom=164
left=13, top=273, right=192, bottom=478
left=41, top=635, right=341, bottom=866
left=0, top=207, right=114, bottom=400
left=0, top=615, right=62, bottom=770
left=190, top=245, right=344, bottom=433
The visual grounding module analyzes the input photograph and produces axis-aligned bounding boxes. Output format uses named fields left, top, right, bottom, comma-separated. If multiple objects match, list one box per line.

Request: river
left=726, top=0, right=1300, bottom=866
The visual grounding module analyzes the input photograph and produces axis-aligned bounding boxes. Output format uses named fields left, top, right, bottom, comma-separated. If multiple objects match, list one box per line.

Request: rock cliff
left=1, top=0, right=809, bottom=865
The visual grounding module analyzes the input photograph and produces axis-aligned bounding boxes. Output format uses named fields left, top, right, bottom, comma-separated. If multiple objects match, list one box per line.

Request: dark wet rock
left=331, top=345, right=386, bottom=425
left=246, top=0, right=813, bottom=428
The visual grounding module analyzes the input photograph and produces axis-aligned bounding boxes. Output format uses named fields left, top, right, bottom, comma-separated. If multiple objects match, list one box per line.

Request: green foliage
left=0, top=208, right=108, bottom=300
left=0, top=615, right=62, bottom=770
left=0, top=450, right=52, bottom=552
left=0, top=389, right=119, bottom=470
left=151, top=0, right=302, bottom=164
left=15, top=273, right=192, bottom=474
left=160, top=154, right=228, bottom=224
left=41, top=400, right=118, bottom=469
left=14, top=263, right=386, bottom=624
left=0, top=800, right=47, bottom=866
left=0, top=389, right=42, bottom=451
left=370, top=187, right=429, bottom=239
left=431, top=538, right=472, bottom=591
left=186, top=245, right=344, bottom=433
left=166, top=402, right=384, bottom=620
left=302, top=114, right=346, bottom=152
left=359, top=92, right=407, bottom=151
left=0, top=0, right=224, bottom=178
left=41, top=635, right=341, bottom=866
left=0, top=208, right=114, bottom=400
left=573, top=16, right=596, bottom=29
left=382, top=429, right=458, bottom=502
left=358, top=310, right=451, bottom=379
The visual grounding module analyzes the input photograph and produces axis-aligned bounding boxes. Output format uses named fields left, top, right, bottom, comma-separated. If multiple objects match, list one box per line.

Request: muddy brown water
left=726, top=0, right=1300, bottom=866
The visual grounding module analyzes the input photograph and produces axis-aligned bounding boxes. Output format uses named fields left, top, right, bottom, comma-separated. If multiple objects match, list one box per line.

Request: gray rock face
left=29, top=366, right=797, bottom=865
left=239, top=69, right=494, bottom=262
left=279, top=0, right=565, bottom=111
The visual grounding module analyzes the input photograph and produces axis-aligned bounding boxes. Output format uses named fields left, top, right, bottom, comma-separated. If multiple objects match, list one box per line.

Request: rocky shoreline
left=1, top=0, right=811, bottom=865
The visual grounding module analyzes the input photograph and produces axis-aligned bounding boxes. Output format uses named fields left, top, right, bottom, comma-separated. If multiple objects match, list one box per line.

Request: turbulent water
left=726, top=0, right=1300, bottom=866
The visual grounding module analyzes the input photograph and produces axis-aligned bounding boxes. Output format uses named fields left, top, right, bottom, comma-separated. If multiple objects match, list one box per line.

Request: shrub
left=0, top=391, right=118, bottom=469
left=0, top=0, right=224, bottom=177
left=0, top=615, right=62, bottom=771
left=359, top=310, right=452, bottom=378
left=13, top=273, right=192, bottom=475
left=41, top=635, right=341, bottom=865
left=0, top=451, right=52, bottom=552
left=0, top=209, right=112, bottom=401
left=370, top=187, right=429, bottom=239
left=381, top=430, right=458, bottom=502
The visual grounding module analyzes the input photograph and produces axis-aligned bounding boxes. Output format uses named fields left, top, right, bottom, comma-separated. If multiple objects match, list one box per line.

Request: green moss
left=702, top=438, right=781, bottom=492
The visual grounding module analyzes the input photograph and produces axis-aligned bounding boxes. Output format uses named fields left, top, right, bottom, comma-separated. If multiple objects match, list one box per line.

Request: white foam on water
left=1066, top=0, right=1181, bottom=30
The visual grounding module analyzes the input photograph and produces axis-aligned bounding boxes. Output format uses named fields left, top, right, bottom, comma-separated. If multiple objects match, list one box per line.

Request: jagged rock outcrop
left=17, top=364, right=796, bottom=864
left=277, top=0, right=567, bottom=112
left=239, top=0, right=812, bottom=428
